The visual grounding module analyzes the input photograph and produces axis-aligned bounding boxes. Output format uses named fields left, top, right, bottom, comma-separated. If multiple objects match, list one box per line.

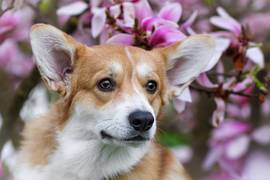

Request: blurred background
left=0, top=0, right=270, bottom=179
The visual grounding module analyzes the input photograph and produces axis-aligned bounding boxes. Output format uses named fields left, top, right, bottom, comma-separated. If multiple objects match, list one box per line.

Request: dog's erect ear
left=30, top=24, right=79, bottom=96
left=157, top=35, right=216, bottom=97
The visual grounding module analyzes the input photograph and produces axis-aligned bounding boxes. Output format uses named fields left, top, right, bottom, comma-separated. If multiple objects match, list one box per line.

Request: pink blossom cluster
left=1, top=0, right=270, bottom=179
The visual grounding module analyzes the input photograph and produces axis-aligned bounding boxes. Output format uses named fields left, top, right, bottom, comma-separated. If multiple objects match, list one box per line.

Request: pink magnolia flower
left=210, top=7, right=265, bottom=68
left=0, top=8, right=33, bottom=43
left=134, top=0, right=153, bottom=23
left=57, top=1, right=88, bottom=16
left=0, top=40, right=33, bottom=77
left=210, top=7, right=242, bottom=36
left=204, top=120, right=251, bottom=179
left=0, top=11, right=19, bottom=43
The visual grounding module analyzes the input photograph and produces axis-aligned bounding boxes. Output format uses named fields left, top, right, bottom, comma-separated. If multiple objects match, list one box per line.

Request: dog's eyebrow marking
left=136, top=63, right=152, bottom=77
left=109, top=62, right=122, bottom=75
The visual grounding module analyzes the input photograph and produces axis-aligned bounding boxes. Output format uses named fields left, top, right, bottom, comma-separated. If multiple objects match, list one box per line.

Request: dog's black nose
left=128, top=111, right=154, bottom=132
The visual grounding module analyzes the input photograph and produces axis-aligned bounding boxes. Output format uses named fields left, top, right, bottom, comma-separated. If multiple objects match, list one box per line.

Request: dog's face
left=30, top=24, right=216, bottom=146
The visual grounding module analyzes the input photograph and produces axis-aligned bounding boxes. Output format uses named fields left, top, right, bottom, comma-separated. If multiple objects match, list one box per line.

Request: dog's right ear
left=30, top=24, right=79, bottom=96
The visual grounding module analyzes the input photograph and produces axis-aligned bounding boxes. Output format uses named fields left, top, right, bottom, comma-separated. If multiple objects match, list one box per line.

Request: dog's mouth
left=100, top=131, right=150, bottom=142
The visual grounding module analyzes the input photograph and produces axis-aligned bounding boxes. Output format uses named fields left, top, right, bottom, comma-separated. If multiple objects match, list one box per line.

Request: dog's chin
left=100, top=131, right=151, bottom=147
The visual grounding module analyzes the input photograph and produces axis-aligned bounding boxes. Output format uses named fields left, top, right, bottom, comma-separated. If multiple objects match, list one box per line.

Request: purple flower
left=204, top=121, right=251, bottom=179
left=106, top=33, right=134, bottom=45
left=210, top=7, right=241, bottom=36
left=0, top=40, right=33, bottom=76
left=149, top=26, right=186, bottom=47
left=0, top=11, right=19, bottom=43
left=210, top=7, right=265, bottom=68
left=133, top=0, right=153, bottom=23
left=57, top=1, right=88, bottom=16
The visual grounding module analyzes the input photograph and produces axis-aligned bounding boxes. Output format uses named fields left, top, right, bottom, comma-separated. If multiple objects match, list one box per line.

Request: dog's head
left=30, top=24, right=215, bottom=146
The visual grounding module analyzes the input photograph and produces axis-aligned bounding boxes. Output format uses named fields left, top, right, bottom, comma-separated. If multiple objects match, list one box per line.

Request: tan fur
left=19, top=24, right=191, bottom=179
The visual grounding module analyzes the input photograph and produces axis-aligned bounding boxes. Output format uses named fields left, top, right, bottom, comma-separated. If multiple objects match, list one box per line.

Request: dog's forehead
left=77, top=45, right=162, bottom=76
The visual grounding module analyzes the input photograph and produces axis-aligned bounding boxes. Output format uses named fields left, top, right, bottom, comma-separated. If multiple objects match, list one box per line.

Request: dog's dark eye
left=97, top=78, right=115, bottom=92
left=145, top=80, right=157, bottom=94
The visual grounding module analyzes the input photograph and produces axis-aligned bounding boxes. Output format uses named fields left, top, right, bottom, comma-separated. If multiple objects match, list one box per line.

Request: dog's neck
left=46, top=105, right=150, bottom=180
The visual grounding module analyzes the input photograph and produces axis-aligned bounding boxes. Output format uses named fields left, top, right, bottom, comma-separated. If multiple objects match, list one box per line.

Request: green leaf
left=157, top=131, right=189, bottom=147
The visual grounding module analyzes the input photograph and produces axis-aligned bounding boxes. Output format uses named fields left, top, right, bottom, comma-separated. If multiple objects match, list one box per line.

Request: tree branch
left=190, top=84, right=259, bottom=98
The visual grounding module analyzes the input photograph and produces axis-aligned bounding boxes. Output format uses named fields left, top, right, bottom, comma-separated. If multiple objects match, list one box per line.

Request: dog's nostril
left=133, top=119, right=142, bottom=126
left=128, top=111, right=154, bottom=132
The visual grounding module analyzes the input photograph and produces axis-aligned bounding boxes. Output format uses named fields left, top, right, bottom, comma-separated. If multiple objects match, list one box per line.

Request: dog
left=14, top=24, right=216, bottom=180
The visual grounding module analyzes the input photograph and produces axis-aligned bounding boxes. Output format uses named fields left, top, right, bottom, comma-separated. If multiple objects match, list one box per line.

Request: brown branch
left=190, top=84, right=258, bottom=98
left=0, top=0, right=15, bottom=16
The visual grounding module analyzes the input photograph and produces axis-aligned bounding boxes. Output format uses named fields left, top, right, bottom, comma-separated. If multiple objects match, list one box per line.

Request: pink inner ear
left=51, top=49, right=72, bottom=81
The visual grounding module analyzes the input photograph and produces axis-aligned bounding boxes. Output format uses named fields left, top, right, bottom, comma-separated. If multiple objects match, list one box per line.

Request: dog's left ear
left=157, top=35, right=216, bottom=97
left=30, top=24, right=79, bottom=96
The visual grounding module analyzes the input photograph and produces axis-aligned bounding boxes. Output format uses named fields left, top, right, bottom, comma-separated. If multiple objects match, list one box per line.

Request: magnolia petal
left=123, top=2, right=135, bottom=27
left=134, top=0, right=153, bottom=22
left=91, top=7, right=106, bottom=38
left=158, top=2, right=182, bottom=22
left=197, top=73, right=218, bottom=88
left=178, top=87, right=192, bottom=102
left=226, top=135, right=250, bottom=159
left=203, top=147, right=223, bottom=170
left=172, top=97, right=186, bottom=113
left=210, top=16, right=241, bottom=35
left=149, top=26, right=186, bottom=47
left=246, top=47, right=264, bottom=68
left=217, top=7, right=241, bottom=28
left=106, top=33, right=134, bottom=45
left=180, top=10, right=198, bottom=31
left=171, top=145, right=192, bottom=163
left=252, top=125, right=270, bottom=145
left=211, top=98, right=225, bottom=127
left=141, top=17, right=178, bottom=31
left=212, top=120, right=250, bottom=141
left=90, top=0, right=102, bottom=8
left=233, top=76, right=253, bottom=91
left=109, top=4, right=121, bottom=18
left=57, top=1, right=88, bottom=16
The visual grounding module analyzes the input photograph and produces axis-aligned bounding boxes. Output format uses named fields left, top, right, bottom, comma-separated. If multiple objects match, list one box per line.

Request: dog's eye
left=145, top=80, right=157, bottom=94
left=97, top=78, right=115, bottom=92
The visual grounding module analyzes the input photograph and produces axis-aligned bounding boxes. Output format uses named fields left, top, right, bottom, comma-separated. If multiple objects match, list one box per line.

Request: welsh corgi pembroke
left=14, top=24, right=216, bottom=180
